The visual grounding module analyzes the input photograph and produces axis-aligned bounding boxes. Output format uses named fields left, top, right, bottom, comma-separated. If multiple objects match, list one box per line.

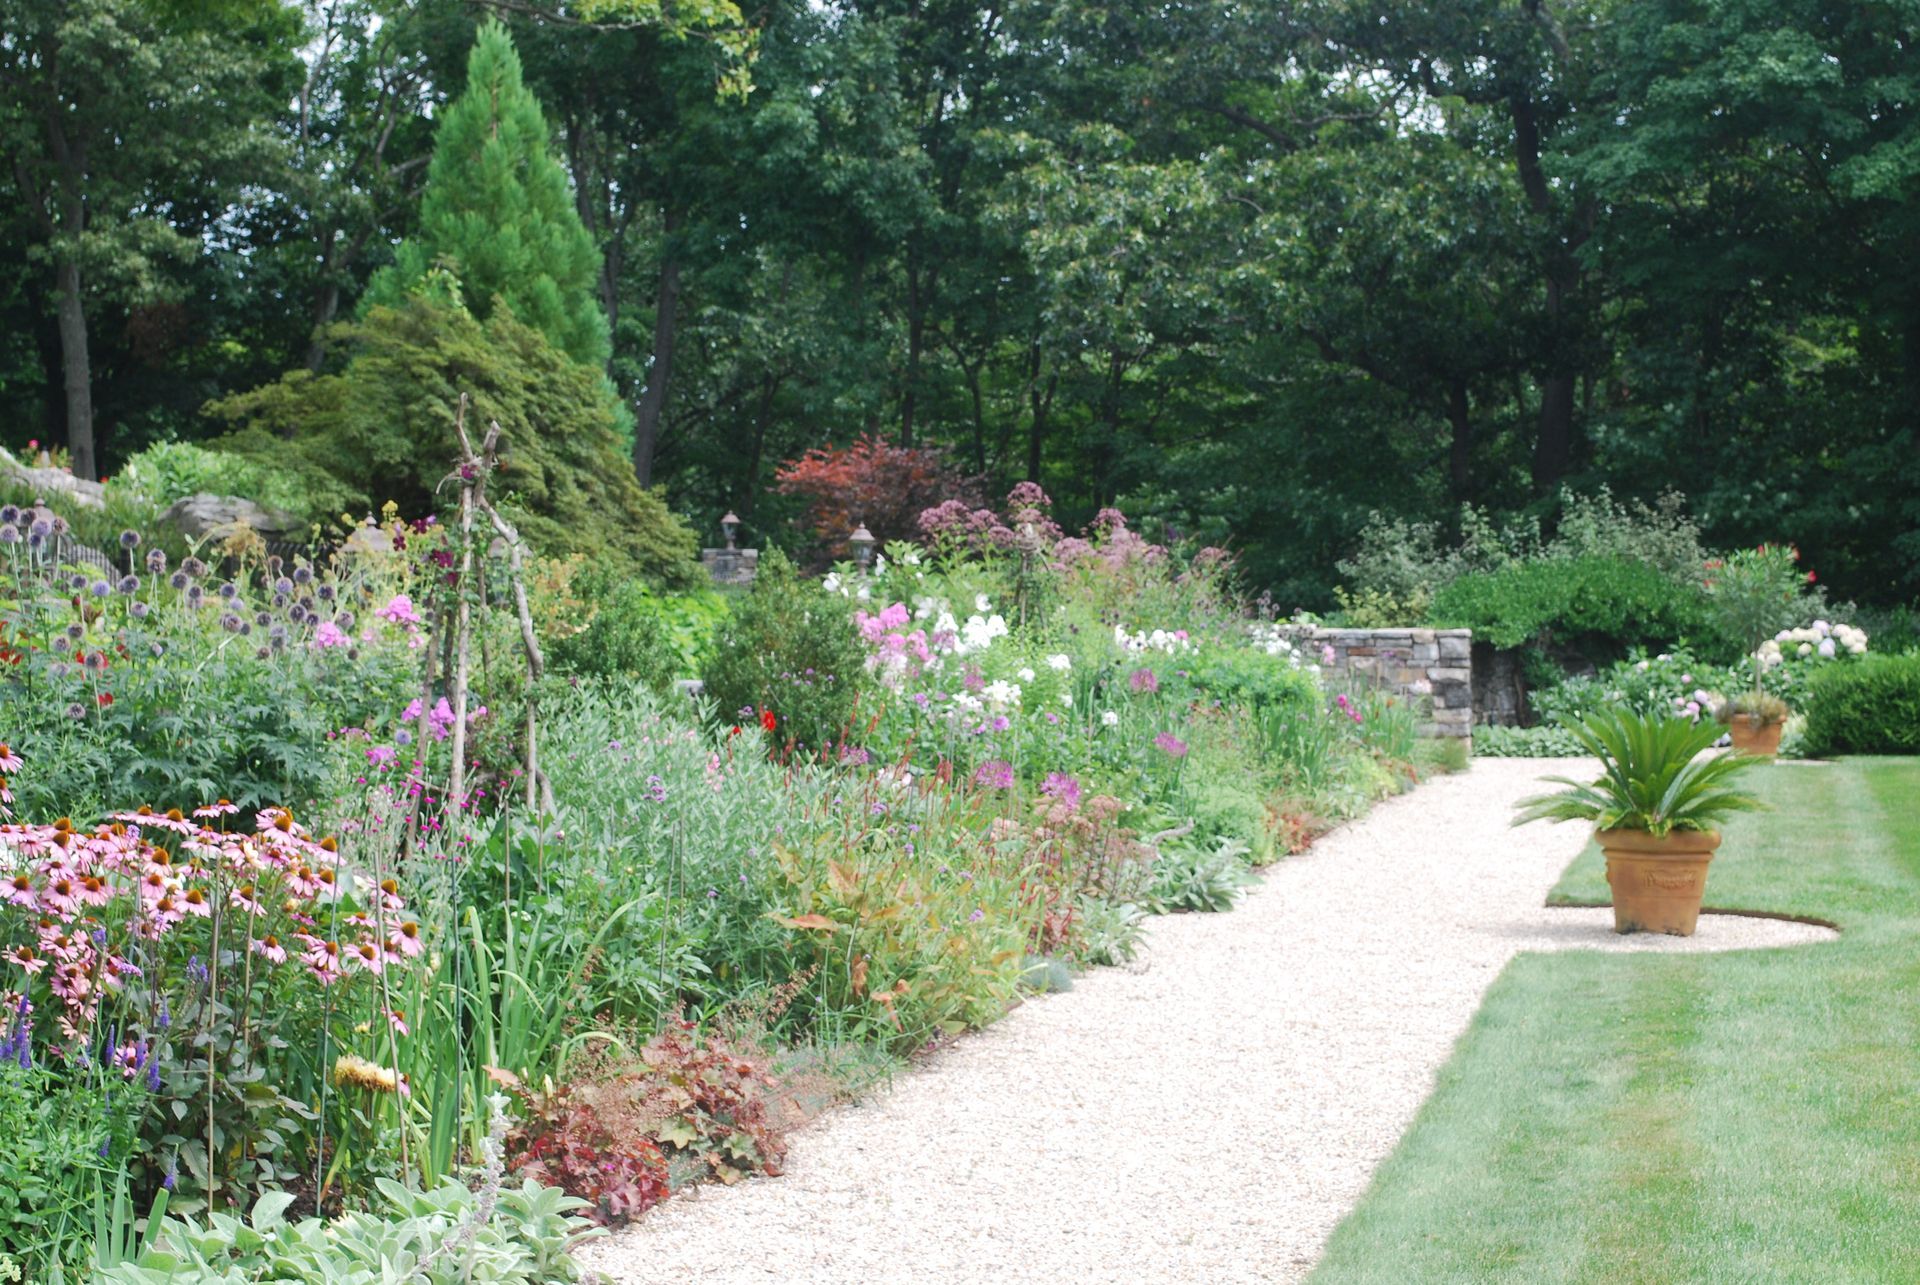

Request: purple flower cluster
left=1153, top=732, right=1189, bottom=758
left=974, top=759, right=1015, bottom=790
left=1041, top=772, right=1082, bottom=809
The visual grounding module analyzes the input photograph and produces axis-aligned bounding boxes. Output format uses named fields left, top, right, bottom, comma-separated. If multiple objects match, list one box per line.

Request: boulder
left=0, top=447, right=105, bottom=509
left=161, top=493, right=303, bottom=543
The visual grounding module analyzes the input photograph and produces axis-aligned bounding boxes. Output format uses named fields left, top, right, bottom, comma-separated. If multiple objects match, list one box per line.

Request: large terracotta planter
left=1597, top=828, right=1722, bottom=936
left=1726, top=714, right=1784, bottom=758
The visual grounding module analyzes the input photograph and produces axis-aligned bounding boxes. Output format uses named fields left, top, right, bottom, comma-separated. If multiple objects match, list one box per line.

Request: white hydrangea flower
left=1016, top=666, right=1036, bottom=683
left=1046, top=653, right=1072, bottom=671
left=982, top=680, right=1022, bottom=709
left=975, top=593, right=992, bottom=613
left=1059, top=691, right=1073, bottom=708
left=1100, top=710, right=1120, bottom=727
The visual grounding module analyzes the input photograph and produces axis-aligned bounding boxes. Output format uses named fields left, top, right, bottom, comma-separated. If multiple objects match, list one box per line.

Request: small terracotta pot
left=1726, top=713, right=1785, bottom=758
left=1597, top=827, right=1721, bottom=936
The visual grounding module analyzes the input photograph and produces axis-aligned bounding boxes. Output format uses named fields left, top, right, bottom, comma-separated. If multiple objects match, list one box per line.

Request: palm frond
left=1510, top=709, right=1765, bottom=837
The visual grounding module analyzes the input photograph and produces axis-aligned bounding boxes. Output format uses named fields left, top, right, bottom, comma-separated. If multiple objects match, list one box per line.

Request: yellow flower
left=332, top=1054, right=400, bottom=1094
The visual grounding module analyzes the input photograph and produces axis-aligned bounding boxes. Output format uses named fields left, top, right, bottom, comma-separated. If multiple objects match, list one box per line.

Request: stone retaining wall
left=1279, top=626, right=1475, bottom=738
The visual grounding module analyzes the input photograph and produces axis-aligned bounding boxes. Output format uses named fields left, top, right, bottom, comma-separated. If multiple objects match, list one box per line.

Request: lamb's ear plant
left=1512, top=709, right=1765, bottom=838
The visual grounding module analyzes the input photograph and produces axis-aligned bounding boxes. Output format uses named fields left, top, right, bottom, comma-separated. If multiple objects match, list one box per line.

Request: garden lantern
left=849, top=523, right=876, bottom=573
left=720, top=510, right=740, bottom=551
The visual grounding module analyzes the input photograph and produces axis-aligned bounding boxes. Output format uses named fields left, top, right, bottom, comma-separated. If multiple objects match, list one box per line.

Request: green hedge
left=1429, top=555, right=1718, bottom=658
left=1802, top=654, right=1920, bottom=756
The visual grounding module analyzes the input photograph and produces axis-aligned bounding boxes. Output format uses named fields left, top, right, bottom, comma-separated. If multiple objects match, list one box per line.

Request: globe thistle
left=291, top=565, right=312, bottom=585
left=185, top=585, right=205, bottom=607
left=335, top=611, right=355, bottom=630
left=68, top=573, right=88, bottom=591
left=256, top=646, right=272, bottom=660
left=66, top=702, right=87, bottom=721
left=145, top=549, right=167, bottom=574
left=168, top=571, right=189, bottom=590
left=0, top=505, right=18, bottom=524
left=273, top=577, right=293, bottom=595
left=220, top=613, right=242, bottom=633
left=118, top=530, right=141, bottom=549
left=50, top=515, right=68, bottom=535
left=288, top=604, right=308, bottom=624
left=0, top=525, right=17, bottom=544
left=82, top=651, right=105, bottom=672
left=180, top=557, right=206, bottom=579
left=130, top=600, right=151, bottom=619
left=65, top=624, right=84, bottom=641
left=89, top=580, right=111, bottom=598
left=117, top=575, right=138, bottom=595
left=218, top=582, right=238, bottom=601
left=316, top=584, right=336, bottom=602
left=238, top=622, right=252, bottom=637
left=253, top=611, right=271, bottom=627
left=29, top=519, right=51, bottom=539
left=272, top=594, right=288, bottom=611
left=267, top=554, right=282, bottom=573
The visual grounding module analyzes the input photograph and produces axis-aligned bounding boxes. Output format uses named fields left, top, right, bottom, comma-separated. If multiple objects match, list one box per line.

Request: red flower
left=727, top=725, right=742, bottom=738
left=1806, top=570, right=1817, bottom=583
left=760, top=708, right=778, bottom=733
left=96, top=692, right=114, bottom=708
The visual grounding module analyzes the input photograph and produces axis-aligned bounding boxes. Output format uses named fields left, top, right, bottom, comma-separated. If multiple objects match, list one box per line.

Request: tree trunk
left=741, top=373, right=783, bottom=518
left=1446, top=378, right=1472, bottom=502
left=1511, top=91, right=1585, bottom=496
left=54, top=255, right=95, bottom=481
left=900, top=253, right=934, bottom=447
left=1026, top=346, right=1055, bottom=484
left=631, top=206, right=684, bottom=488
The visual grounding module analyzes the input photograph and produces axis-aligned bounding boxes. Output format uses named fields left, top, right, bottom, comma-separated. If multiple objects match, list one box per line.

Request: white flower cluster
left=1757, top=619, right=1868, bottom=669
left=1114, top=625, right=1194, bottom=655
left=953, top=613, right=1010, bottom=654
left=1246, top=622, right=1314, bottom=669
left=821, top=572, right=872, bottom=601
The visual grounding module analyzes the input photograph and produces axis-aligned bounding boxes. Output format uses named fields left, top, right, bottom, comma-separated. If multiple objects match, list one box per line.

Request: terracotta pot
left=1597, top=828, right=1722, bottom=936
left=1726, top=713, right=1784, bottom=758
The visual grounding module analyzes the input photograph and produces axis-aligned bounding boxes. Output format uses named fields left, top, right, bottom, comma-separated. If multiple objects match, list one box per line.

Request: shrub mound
left=1430, top=555, right=1717, bottom=658
left=1802, top=654, right=1920, bottom=756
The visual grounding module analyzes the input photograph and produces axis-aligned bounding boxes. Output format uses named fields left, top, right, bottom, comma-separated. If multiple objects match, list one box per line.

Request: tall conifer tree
left=365, top=21, right=609, bottom=369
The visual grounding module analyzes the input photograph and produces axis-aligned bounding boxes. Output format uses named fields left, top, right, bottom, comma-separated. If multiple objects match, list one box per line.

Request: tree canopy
left=1, top=0, right=1914, bottom=604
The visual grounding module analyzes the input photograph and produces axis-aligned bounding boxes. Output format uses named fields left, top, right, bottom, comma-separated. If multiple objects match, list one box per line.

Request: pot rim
left=1594, top=826, right=1722, bottom=854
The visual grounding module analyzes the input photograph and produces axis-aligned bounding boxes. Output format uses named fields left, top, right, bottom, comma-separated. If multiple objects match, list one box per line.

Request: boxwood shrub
left=1429, top=555, right=1719, bottom=659
left=1801, top=653, right=1920, bottom=756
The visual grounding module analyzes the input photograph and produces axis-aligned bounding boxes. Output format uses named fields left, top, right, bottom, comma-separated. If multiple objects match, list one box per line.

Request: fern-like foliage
left=1512, top=709, right=1765, bottom=837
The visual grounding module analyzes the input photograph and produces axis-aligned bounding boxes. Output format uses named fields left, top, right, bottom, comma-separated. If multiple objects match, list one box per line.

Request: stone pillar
left=701, top=546, right=758, bottom=587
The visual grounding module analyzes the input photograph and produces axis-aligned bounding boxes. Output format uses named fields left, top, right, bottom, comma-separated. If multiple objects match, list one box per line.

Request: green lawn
left=1312, top=758, right=1920, bottom=1284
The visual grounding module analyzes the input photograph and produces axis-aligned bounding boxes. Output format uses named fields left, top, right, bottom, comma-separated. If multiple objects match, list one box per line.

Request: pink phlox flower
left=311, top=621, right=351, bottom=650
left=376, top=594, right=423, bottom=628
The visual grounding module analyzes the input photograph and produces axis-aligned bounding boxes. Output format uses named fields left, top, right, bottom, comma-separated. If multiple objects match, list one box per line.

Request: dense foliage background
left=2, top=0, right=1915, bottom=606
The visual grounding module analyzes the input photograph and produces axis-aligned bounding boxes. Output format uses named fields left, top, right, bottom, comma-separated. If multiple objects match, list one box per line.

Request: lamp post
left=848, top=523, right=876, bottom=574
left=720, top=510, right=740, bottom=552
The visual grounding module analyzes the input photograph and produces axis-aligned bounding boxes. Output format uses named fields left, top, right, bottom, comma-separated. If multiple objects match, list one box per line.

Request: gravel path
left=580, top=758, right=1835, bottom=1284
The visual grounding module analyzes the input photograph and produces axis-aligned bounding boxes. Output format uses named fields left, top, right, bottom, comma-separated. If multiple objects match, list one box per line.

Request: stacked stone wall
left=1278, top=626, right=1475, bottom=738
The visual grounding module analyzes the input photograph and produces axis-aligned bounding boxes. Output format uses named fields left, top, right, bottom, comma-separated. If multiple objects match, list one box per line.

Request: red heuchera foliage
left=775, top=435, right=983, bottom=560
left=499, top=1019, right=792, bottom=1226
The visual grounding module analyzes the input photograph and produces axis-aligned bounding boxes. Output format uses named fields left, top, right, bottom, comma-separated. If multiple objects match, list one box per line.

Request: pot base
left=1727, top=713, right=1784, bottom=758
left=1597, top=828, right=1722, bottom=936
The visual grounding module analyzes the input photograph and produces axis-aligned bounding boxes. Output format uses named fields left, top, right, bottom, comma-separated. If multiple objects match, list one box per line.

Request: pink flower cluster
left=0, top=750, right=418, bottom=1046
left=854, top=602, right=935, bottom=688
